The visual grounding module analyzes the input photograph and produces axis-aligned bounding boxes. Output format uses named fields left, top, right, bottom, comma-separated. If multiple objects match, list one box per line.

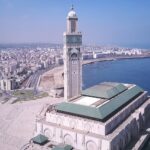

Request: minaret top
left=67, top=5, right=77, bottom=18
left=71, top=4, right=74, bottom=10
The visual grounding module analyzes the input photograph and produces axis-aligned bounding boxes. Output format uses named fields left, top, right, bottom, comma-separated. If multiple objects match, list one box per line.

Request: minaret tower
left=63, top=6, right=82, bottom=101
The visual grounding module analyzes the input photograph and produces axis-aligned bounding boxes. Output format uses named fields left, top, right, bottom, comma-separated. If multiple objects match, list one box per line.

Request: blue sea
left=83, top=58, right=150, bottom=93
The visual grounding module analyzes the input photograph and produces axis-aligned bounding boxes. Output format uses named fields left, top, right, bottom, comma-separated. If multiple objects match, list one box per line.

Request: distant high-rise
left=63, top=6, right=82, bottom=101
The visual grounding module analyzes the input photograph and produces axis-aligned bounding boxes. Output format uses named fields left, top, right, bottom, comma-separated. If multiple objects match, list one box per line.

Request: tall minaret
left=63, top=6, right=82, bottom=101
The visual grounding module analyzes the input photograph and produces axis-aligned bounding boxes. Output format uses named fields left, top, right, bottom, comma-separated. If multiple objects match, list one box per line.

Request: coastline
left=41, top=55, right=150, bottom=76
left=82, top=55, right=150, bottom=65
left=39, top=55, right=150, bottom=89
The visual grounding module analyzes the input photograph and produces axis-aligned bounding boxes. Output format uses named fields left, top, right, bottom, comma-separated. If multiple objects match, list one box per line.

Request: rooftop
left=52, top=144, right=73, bottom=150
left=32, top=134, right=48, bottom=145
left=67, top=5, right=77, bottom=18
left=55, top=82, right=144, bottom=121
left=82, top=82, right=128, bottom=99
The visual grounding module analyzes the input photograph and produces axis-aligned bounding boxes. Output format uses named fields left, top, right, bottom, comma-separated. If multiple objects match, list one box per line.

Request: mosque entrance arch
left=86, top=141, right=97, bottom=150
left=64, top=134, right=74, bottom=146
left=44, top=128, right=53, bottom=140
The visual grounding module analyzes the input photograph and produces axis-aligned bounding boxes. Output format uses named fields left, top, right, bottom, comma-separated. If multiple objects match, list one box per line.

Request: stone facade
left=63, top=7, right=82, bottom=101
left=35, top=90, right=150, bottom=150
left=0, top=79, right=16, bottom=91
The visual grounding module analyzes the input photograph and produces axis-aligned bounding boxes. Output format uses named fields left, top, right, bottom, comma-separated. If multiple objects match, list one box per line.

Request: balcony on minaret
left=63, top=32, right=82, bottom=47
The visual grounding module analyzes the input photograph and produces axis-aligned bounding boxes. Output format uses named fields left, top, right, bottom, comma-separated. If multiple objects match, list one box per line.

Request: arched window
left=71, top=53, right=78, bottom=60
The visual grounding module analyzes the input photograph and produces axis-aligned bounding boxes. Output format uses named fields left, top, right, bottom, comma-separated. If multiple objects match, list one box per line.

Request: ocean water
left=83, top=58, right=150, bottom=93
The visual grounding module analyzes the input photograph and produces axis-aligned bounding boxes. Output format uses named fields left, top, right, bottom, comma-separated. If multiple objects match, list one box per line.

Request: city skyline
left=1, top=0, right=150, bottom=48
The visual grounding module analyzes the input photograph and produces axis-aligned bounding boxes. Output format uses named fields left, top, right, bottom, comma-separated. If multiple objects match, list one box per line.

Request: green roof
left=56, top=85, right=143, bottom=121
left=32, top=134, right=48, bottom=145
left=82, top=82, right=127, bottom=99
left=52, top=144, right=73, bottom=150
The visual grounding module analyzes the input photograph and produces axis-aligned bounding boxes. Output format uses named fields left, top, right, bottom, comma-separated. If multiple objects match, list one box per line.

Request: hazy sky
left=0, top=0, right=150, bottom=48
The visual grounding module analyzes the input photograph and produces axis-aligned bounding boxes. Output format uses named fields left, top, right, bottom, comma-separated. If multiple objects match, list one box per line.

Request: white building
left=34, top=7, right=150, bottom=150
left=0, top=78, right=16, bottom=91
left=35, top=82, right=150, bottom=150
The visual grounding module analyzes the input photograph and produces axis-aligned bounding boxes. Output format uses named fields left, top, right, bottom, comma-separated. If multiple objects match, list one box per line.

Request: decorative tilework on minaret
left=63, top=6, right=82, bottom=101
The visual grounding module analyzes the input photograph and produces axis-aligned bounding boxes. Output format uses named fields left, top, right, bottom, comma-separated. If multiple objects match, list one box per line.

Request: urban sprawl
left=0, top=44, right=149, bottom=103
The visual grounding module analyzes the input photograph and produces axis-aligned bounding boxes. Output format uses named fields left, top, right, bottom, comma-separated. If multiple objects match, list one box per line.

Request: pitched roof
left=82, top=82, right=127, bottom=99
left=32, top=134, right=48, bottom=145
left=52, top=144, right=73, bottom=150
left=56, top=84, right=143, bottom=121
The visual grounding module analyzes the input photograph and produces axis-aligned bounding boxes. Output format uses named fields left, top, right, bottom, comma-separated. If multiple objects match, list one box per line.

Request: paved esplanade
left=0, top=97, right=62, bottom=150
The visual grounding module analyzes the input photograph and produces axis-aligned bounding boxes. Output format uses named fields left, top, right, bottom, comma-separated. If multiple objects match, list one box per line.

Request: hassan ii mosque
left=34, top=6, right=150, bottom=150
